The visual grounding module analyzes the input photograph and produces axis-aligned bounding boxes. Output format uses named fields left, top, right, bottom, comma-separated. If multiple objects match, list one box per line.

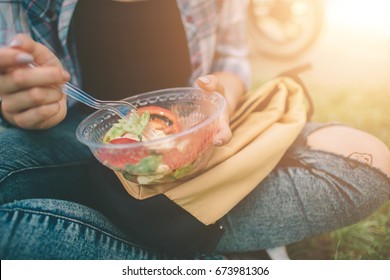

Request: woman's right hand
left=0, top=34, right=70, bottom=129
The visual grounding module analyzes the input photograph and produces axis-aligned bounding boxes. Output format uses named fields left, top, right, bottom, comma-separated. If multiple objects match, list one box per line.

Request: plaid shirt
left=0, top=0, right=251, bottom=89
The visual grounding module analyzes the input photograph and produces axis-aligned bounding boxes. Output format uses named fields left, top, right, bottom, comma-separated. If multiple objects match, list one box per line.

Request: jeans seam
left=0, top=206, right=160, bottom=254
left=0, top=160, right=92, bottom=184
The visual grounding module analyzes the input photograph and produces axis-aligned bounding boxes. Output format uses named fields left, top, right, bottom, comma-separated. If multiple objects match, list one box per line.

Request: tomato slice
left=138, top=106, right=181, bottom=135
left=99, top=137, right=148, bottom=168
left=99, top=106, right=181, bottom=169
left=109, top=138, right=137, bottom=144
left=98, top=147, right=149, bottom=168
left=162, top=147, right=184, bottom=170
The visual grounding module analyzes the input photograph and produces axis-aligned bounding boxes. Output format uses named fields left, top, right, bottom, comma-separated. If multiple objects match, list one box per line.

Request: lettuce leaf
left=103, top=111, right=150, bottom=143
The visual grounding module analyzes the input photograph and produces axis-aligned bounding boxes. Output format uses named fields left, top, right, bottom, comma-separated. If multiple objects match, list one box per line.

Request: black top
left=72, top=1, right=223, bottom=257
left=72, top=0, right=191, bottom=100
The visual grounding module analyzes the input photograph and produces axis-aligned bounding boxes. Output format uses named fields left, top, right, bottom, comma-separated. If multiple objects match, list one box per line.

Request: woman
left=0, top=0, right=389, bottom=259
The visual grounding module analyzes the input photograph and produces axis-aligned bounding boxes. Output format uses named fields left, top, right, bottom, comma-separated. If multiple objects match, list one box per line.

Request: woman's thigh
left=0, top=109, right=94, bottom=205
left=216, top=122, right=390, bottom=253
left=0, top=199, right=172, bottom=259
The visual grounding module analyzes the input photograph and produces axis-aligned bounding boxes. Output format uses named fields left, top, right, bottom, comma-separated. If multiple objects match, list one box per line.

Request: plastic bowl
left=76, top=87, right=226, bottom=185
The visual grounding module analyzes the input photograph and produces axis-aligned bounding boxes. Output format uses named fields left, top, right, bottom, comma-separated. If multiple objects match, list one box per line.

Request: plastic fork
left=29, top=64, right=155, bottom=140
left=63, top=82, right=156, bottom=140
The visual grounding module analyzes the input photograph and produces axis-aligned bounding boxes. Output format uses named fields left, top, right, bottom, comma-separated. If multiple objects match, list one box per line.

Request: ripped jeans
left=1, top=112, right=389, bottom=259
left=216, top=122, right=390, bottom=252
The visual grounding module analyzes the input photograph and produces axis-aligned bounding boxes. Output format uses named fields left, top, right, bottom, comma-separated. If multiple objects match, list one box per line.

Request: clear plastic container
left=76, top=87, right=225, bottom=186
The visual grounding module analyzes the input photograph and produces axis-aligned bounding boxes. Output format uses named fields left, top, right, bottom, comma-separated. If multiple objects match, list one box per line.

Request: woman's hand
left=196, top=74, right=233, bottom=146
left=0, top=34, right=70, bottom=129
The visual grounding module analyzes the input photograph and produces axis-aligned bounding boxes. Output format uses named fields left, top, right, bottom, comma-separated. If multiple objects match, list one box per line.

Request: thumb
left=9, top=34, right=62, bottom=67
left=196, top=75, right=225, bottom=95
left=213, top=108, right=232, bottom=146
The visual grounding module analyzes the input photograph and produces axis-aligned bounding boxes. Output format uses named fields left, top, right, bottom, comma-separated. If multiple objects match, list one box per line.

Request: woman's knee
left=0, top=127, right=93, bottom=204
left=0, top=124, right=92, bottom=178
left=307, top=125, right=390, bottom=177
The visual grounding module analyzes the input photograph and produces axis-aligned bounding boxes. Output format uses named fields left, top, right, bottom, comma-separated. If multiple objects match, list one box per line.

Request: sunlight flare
left=327, top=0, right=390, bottom=36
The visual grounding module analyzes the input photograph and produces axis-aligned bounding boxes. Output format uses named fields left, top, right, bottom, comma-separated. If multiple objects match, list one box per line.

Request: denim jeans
left=1, top=112, right=389, bottom=259
left=0, top=109, right=179, bottom=259
left=216, top=122, right=390, bottom=252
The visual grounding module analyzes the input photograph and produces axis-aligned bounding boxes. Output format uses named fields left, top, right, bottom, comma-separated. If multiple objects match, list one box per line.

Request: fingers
left=8, top=34, right=62, bottom=67
left=214, top=128, right=232, bottom=146
left=1, top=86, right=64, bottom=114
left=11, top=100, right=66, bottom=130
left=0, top=66, right=70, bottom=94
left=196, top=75, right=225, bottom=95
left=213, top=112, right=232, bottom=146
left=0, top=34, right=69, bottom=129
left=0, top=34, right=70, bottom=95
left=196, top=75, right=231, bottom=146
left=0, top=48, right=34, bottom=71
left=2, top=94, right=67, bottom=130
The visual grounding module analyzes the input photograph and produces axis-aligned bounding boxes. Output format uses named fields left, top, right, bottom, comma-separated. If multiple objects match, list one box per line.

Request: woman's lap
left=0, top=109, right=94, bottom=205
left=0, top=110, right=223, bottom=259
left=1, top=119, right=389, bottom=258
left=0, top=199, right=172, bottom=259
left=0, top=109, right=154, bottom=259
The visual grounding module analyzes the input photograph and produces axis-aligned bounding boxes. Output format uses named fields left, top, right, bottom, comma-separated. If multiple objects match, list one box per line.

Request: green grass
left=285, top=83, right=390, bottom=260
left=308, top=83, right=390, bottom=147
left=288, top=201, right=390, bottom=260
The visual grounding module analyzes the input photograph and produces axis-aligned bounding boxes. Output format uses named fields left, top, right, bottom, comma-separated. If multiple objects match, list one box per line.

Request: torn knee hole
left=307, top=125, right=390, bottom=176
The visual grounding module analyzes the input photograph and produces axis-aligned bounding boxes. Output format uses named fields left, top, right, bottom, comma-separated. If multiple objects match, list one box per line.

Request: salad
left=99, top=106, right=197, bottom=185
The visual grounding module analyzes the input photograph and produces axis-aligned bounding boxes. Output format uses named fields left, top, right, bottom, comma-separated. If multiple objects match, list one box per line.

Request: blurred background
left=248, top=0, right=390, bottom=259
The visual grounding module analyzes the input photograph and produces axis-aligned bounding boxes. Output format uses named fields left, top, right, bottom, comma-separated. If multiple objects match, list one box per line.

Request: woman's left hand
left=196, top=75, right=232, bottom=146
